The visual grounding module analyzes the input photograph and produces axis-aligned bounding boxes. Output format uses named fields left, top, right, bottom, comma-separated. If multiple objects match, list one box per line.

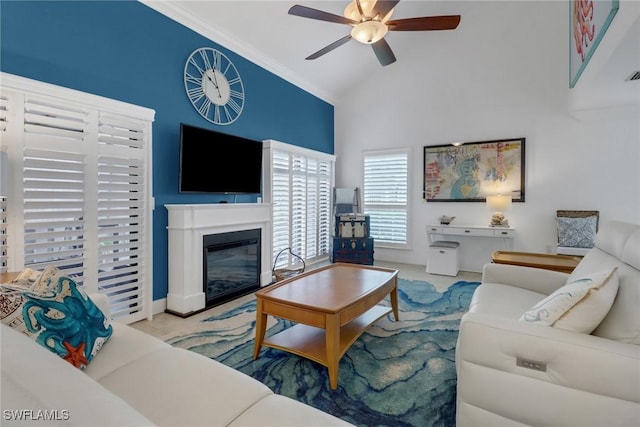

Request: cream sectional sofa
left=1, top=294, right=353, bottom=427
left=456, top=220, right=640, bottom=426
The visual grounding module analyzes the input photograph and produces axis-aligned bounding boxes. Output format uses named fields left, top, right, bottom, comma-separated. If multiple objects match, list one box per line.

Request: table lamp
left=487, top=194, right=512, bottom=227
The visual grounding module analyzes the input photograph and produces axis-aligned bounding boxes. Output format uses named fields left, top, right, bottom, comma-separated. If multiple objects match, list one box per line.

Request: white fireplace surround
left=165, top=203, right=272, bottom=316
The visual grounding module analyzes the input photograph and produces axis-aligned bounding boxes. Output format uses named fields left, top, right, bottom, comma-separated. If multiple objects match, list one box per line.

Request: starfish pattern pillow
left=0, top=266, right=112, bottom=369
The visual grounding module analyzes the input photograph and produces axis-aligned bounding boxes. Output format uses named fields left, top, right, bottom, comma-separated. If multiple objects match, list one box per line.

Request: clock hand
left=208, top=69, right=222, bottom=99
left=205, top=73, right=218, bottom=89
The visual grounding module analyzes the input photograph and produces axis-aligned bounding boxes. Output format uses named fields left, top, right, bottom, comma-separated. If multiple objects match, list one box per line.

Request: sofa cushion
left=0, top=266, right=112, bottom=369
left=1, top=324, right=154, bottom=427
left=621, top=227, right=640, bottom=271
left=520, top=268, right=618, bottom=333
left=84, top=322, right=171, bottom=381
left=96, top=346, right=274, bottom=427
left=469, top=283, right=546, bottom=320
left=230, top=394, right=354, bottom=427
left=571, top=221, right=640, bottom=344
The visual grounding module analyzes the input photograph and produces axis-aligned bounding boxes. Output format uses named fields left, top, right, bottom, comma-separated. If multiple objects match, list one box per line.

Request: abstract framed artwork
left=423, top=138, right=525, bottom=202
left=569, top=0, right=619, bottom=88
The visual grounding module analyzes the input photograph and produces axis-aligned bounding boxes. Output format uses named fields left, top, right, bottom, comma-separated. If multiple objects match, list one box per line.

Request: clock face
left=184, top=47, right=245, bottom=125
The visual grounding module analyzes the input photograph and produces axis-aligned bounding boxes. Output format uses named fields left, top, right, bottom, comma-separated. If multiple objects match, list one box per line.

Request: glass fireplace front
left=203, top=228, right=261, bottom=308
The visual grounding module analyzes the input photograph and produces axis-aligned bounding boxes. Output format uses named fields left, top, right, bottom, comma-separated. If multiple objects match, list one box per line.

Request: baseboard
left=152, top=298, right=167, bottom=316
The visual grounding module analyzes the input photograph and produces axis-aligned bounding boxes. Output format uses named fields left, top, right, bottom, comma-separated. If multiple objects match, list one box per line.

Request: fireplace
left=166, top=203, right=272, bottom=316
left=203, top=229, right=261, bottom=307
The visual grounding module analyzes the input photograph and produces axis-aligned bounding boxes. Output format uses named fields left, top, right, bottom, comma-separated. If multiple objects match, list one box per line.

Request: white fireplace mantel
left=165, top=203, right=272, bottom=316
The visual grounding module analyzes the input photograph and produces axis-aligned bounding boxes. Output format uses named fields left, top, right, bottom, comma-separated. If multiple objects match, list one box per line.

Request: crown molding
left=139, top=0, right=336, bottom=105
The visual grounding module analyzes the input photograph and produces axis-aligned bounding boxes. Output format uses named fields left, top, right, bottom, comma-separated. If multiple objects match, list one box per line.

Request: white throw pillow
left=520, top=268, right=619, bottom=333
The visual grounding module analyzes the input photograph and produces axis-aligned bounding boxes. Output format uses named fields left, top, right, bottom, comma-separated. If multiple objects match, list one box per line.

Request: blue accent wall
left=0, top=1, right=334, bottom=301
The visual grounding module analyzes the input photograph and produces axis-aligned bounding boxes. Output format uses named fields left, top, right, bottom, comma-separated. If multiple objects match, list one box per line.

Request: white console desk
left=427, top=224, right=515, bottom=242
left=426, top=224, right=515, bottom=272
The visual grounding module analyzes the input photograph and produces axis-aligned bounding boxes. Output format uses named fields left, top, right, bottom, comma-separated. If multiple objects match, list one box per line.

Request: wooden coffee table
left=253, top=262, right=399, bottom=389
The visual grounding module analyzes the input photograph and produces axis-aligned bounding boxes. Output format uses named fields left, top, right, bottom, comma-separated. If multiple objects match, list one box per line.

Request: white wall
left=334, top=1, right=640, bottom=269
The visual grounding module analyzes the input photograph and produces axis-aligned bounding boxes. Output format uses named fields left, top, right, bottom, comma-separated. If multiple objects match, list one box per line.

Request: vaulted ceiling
left=144, top=1, right=639, bottom=108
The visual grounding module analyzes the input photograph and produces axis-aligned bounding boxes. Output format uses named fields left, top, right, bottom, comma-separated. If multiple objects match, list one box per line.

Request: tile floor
left=131, top=261, right=482, bottom=341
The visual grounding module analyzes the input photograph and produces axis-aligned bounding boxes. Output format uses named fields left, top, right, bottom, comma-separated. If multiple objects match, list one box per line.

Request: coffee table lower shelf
left=262, top=305, right=391, bottom=368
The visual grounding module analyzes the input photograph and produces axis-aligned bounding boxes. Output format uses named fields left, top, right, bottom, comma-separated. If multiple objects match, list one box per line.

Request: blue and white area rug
left=168, top=278, right=479, bottom=427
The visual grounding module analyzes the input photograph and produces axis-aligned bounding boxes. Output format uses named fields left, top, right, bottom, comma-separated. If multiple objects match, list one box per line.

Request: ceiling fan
left=288, top=0, right=461, bottom=66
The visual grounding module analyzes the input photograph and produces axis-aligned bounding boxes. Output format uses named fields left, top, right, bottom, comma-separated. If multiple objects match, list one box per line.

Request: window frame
left=263, top=140, right=335, bottom=269
left=362, top=148, right=411, bottom=250
left=1, top=73, right=154, bottom=324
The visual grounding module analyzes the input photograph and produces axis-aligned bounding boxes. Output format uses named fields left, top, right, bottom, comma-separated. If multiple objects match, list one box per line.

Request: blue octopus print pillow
left=0, top=266, right=112, bottom=369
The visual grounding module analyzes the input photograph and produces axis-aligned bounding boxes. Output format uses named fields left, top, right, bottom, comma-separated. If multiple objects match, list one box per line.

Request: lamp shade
left=351, top=20, right=388, bottom=44
left=486, top=194, right=512, bottom=212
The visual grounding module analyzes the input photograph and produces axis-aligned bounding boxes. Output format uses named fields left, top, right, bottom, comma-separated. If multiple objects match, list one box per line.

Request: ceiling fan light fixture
left=344, top=0, right=376, bottom=20
left=344, top=0, right=394, bottom=22
left=351, top=20, right=388, bottom=44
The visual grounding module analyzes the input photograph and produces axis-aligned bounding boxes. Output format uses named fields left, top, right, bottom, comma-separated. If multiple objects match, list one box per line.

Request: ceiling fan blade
left=387, top=15, right=461, bottom=31
left=306, top=35, right=352, bottom=60
left=373, top=0, right=400, bottom=19
left=288, top=5, right=358, bottom=25
left=371, top=38, right=396, bottom=66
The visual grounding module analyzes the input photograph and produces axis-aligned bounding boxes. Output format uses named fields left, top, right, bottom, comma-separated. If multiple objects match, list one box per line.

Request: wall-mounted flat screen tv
left=179, top=123, right=263, bottom=194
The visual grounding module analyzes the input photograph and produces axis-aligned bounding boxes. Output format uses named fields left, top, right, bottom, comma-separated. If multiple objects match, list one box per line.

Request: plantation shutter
left=271, top=151, right=291, bottom=264
left=264, top=140, right=335, bottom=269
left=318, top=160, right=332, bottom=257
left=22, top=99, right=88, bottom=280
left=0, top=96, right=7, bottom=273
left=97, top=114, right=148, bottom=320
left=363, top=149, right=410, bottom=247
left=291, top=154, right=307, bottom=262
left=1, top=74, right=154, bottom=323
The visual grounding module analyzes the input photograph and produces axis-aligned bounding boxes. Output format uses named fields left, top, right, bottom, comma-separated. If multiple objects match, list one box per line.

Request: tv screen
left=179, top=124, right=263, bottom=194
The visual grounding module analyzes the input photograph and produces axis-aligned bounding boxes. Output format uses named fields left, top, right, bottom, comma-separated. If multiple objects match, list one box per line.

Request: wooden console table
left=492, top=251, right=581, bottom=273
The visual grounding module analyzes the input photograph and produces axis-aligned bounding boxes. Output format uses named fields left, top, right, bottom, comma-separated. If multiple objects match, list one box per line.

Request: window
left=1, top=74, right=154, bottom=324
left=0, top=100, right=8, bottom=273
left=264, top=140, right=334, bottom=269
left=0, top=193, right=6, bottom=274
left=363, top=149, right=409, bottom=248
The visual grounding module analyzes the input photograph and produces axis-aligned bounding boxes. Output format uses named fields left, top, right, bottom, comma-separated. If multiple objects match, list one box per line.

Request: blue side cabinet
left=331, top=214, right=374, bottom=265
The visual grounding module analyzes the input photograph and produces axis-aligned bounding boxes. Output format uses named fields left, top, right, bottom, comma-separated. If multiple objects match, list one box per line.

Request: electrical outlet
left=516, top=357, right=547, bottom=372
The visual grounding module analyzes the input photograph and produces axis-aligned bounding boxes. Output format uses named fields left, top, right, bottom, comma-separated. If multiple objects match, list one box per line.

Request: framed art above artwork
left=423, top=138, right=525, bottom=202
left=569, top=0, right=619, bottom=88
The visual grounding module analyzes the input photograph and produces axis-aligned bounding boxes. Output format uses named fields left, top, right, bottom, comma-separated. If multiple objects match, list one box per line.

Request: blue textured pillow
left=557, top=216, right=597, bottom=248
left=0, top=267, right=112, bottom=369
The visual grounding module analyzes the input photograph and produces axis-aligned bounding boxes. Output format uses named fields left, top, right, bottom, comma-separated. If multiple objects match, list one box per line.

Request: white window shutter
left=264, top=141, right=335, bottom=270
left=22, top=98, right=89, bottom=280
left=0, top=96, right=8, bottom=273
left=1, top=74, right=154, bottom=324
left=96, top=113, right=149, bottom=320
left=271, top=150, right=291, bottom=266
left=363, top=149, right=410, bottom=247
